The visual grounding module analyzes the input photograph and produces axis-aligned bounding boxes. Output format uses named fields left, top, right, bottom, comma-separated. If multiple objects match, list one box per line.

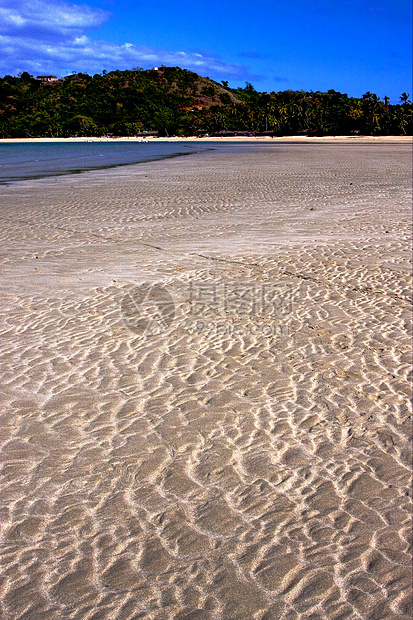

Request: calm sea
left=0, top=141, right=217, bottom=185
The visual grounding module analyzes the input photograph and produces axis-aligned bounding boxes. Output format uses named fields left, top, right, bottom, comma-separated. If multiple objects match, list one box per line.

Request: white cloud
left=74, top=35, right=88, bottom=45
left=0, top=0, right=249, bottom=80
left=0, top=0, right=108, bottom=35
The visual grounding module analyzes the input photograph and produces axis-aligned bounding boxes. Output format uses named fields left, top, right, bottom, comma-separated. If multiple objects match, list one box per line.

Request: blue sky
left=0, top=0, right=411, bottom=102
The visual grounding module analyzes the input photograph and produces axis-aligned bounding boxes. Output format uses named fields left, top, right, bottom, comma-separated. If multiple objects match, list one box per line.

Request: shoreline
left=0, top=134, right=411, bottom=144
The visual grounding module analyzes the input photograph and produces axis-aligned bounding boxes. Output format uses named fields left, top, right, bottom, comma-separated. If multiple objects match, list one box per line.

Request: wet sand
left=0, top=143, right=412, bottom=619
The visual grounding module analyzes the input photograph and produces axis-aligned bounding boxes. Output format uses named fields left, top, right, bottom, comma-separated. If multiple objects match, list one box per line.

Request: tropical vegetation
left=0, top=67, right=411, bottom=138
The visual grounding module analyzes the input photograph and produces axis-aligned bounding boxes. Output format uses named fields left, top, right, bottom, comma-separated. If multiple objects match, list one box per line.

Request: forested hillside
left=0, top=66, right=411, bottom=137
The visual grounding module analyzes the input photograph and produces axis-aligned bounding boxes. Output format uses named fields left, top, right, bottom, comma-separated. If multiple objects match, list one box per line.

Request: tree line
left=0, top=67, right=411, bottom=138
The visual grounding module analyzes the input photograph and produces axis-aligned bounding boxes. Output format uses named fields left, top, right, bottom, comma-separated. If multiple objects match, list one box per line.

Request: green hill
left=0, top=66, right=411, bottom=137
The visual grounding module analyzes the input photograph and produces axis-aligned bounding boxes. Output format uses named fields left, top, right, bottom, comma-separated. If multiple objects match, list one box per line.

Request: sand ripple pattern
left=1, top=143, right=411, bottom=619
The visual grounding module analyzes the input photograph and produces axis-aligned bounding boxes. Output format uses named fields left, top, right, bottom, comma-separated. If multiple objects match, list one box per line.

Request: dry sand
left=0, top=143, right=412, bottom=619
left=0, top=135, right=412, bottom=144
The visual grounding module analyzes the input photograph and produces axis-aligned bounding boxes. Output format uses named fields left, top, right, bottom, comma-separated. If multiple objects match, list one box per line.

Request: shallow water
left=0, top=141, right=213, bottom=184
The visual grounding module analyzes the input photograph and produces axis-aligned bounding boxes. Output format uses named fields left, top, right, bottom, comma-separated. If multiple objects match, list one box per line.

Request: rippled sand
left=1, top=143, right=412, bottom=619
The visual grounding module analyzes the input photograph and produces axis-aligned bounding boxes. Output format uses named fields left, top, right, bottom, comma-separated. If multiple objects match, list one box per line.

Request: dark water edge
left=0, top=142, right=217, bottom=186
left=0, top=150, right=196, bottom=185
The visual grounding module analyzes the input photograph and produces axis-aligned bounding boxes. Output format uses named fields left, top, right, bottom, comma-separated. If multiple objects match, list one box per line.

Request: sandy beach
left=0, top=142, right=412, bottom=619
left=0, top=135, right=411, bottom=143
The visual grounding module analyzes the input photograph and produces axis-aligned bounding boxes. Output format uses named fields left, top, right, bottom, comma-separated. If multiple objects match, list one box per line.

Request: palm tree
left=393, top=106, right=412, bottom=135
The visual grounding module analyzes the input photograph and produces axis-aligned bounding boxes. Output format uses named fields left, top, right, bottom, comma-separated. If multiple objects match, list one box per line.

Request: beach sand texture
left=0, top=143, right=412, bottom=619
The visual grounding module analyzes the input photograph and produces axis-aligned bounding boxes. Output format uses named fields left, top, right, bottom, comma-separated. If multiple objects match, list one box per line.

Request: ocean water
left=0, top=141, right=215, bottom=185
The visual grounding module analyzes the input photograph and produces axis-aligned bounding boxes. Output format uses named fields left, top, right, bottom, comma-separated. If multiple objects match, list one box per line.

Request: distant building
left=36, top=75, right=58, bottom=83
